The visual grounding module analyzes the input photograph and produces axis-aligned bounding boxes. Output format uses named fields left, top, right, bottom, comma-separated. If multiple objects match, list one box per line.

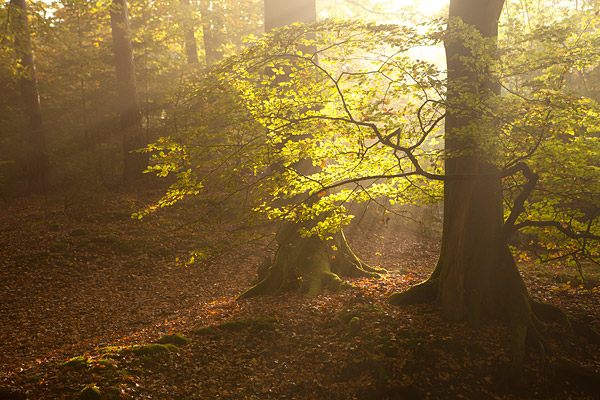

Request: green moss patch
left=156, top=333, right=189, bottom=346
left=130, top=344, right=179, bottom=356
left=78, top=384, right=101, bottom=400
left=338, top=309, right=360, bottom=324
left=99, top=346, right=128, bottom=359
left=59, top=356, right=90, bottom=371
left=89, top=359, right=116, bottom=374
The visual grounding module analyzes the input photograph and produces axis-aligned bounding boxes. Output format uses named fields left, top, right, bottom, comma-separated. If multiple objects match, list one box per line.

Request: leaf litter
left=0, top=185, right=598, bottom=399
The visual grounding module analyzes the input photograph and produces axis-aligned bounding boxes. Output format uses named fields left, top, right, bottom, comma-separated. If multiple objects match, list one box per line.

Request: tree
left=236, top=0, right=384, bottom=299
left=388, top=0, right=600, bottom=377
left=110, top=0, right=148, bottom=179
left=199, top=0, right=224, bottom=66
left=10, top=0, right=49, bottom=188
left=143, top=0, right=600, bottom=378
left=179, top=0, right=200, bottom=65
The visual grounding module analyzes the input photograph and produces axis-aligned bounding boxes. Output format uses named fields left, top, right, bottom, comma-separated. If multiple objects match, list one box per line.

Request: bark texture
left=10, top=0, right=49, bottom=187
left=387, top=0, right=596, bottom=377
left=238, top=223, right=382, bottom=299
left=110, top=0, right=148, bottom=179
left=238, top=0, right=383, bottom=299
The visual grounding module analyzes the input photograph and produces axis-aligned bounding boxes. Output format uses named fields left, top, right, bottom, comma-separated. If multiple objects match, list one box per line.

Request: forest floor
left=0, top=181, right=599, bottom=400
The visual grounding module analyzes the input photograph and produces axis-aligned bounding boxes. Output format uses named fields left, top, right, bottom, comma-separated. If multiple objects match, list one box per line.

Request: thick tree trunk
left=388, top=0, right=548, bottom=376
left=238, top=0, right=383, bottom=299
left=10, top=0, right=49, bottom=188
left=390, top=0, right=600, bottom=381
left=238, top=224, right=381, bottom=299
left=110, top=0, right=148, bottom=179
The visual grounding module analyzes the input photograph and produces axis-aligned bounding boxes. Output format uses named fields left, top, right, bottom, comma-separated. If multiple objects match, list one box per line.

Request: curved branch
left=502, top=162, right=539, bottom=237
left=513, top=220, right=600, bottom=241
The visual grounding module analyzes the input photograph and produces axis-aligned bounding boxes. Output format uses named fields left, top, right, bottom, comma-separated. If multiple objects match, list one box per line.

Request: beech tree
left=235, top=0, right=385, bottom=299
left=110, top=0, right=148, bottom=179
left=387, top=0, right=539, bottom=374
left=143, top=0, right=600, bottom=377
left=10, top=0, right=49, bottom=187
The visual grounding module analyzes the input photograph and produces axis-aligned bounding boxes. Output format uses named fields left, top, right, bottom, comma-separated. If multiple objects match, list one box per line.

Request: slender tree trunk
left=199, top=0, right=223, bottom=66
left=180, top=0, right=199, bottom=65
left=10, top=0, right=49, bottom=188
left=109, top=0, right=148, bottom=179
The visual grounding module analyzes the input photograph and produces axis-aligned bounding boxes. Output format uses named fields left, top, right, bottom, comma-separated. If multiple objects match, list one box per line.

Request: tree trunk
left=110, top=0, right=148, bottom=179
left=180, top=0, right=199, bottom=65
left=238, top=0, right=383, bottom=299
left=388, top=0, right=567, bottom=376
left=10, top=0, right=49, bottom=188
left=199, top=0, right=223, bottom=66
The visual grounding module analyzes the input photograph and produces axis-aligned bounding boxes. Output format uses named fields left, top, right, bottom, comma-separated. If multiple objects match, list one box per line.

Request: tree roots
left=237, top=225, right=385, bottom=300
left=387, top=258, right=600, bottom=386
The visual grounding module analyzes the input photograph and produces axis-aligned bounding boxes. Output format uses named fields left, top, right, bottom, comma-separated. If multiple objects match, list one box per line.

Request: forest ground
left=0, top=180, right=599, bottom=399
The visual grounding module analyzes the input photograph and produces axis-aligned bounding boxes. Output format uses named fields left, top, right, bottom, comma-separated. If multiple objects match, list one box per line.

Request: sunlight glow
left=391, top=0, right=449, bottom=16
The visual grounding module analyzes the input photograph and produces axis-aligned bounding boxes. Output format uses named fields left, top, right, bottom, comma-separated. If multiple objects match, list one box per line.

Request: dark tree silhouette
left=10, top=0, right=49, bottom=188
left=109, top=0, right=148, bottom=179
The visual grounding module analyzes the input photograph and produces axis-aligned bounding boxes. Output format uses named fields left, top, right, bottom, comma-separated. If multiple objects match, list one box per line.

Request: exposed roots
left=387, top=249, right=600, bottom=386
left=237, top=224, right=385, bottom=300
left=387, top=277, right=438, bottom=306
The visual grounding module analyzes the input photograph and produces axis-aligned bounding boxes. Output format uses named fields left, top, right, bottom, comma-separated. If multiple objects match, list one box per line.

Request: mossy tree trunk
left=238, top=223, right=382, bottom=299
left=238, top=0, right=383, bottom=299
left=387, top=0, right=595, bottom=377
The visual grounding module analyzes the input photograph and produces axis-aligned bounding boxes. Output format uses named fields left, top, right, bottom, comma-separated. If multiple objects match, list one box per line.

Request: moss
left=131, top=344, right=179, bottom=356
left=100, top=346, right=127, bottom=359
left=139, top=355, right=159, bottom=369
left=346, top=316, right=361, bottom=338
left=59, top=356, right=90, bottom=370
left=78, top=384, right=101, bottom=400
left=192, top=326, right=217, bottom=336
left=89, top=359, right=116, bottom=374
left=338, top=309, right=360, bottom=324
left=157, top=333, right=189, bottom=346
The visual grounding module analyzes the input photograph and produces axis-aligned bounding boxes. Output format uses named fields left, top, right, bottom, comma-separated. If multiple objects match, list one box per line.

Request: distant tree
left=180, top=0, right=199, bottom=65
left=199, top=0, right=224, bottom=66
left=109, top=0, right=147, bottom=179
left=10, top=0, right=49, bottom=188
